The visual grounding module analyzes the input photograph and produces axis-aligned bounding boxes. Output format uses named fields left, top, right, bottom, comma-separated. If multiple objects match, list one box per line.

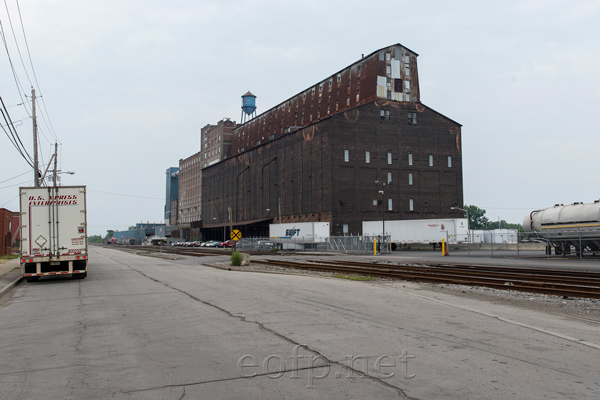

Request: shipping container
left=362, top=218, right=469, bottom=248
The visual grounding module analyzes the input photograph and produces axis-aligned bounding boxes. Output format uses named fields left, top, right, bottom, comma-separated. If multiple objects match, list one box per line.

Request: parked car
left=218, top=240, right=236, bottom=248
left=203, top=240, right=221, bottom=247
left=258, top=240, right=277, bottom=251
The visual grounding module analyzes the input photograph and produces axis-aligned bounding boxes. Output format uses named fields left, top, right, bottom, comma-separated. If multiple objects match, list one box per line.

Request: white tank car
left=523, top=200, right=600, bottom=255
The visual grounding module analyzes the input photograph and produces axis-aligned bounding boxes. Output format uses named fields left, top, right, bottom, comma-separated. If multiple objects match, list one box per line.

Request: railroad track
left=255, top=259, right=600, bottom=299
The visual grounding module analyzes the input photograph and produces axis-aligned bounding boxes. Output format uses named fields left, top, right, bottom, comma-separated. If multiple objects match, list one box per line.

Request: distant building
left=165, top=167, right=179, bottom=225
left=178, top=118, right=237, bottom=228
left=113, top=223, right=166, bottom=245
left=0, top=208, right=17, bottom=256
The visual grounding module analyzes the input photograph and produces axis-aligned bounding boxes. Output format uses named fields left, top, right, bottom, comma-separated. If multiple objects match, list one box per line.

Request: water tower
left=241, top=91, right=257, bottom=123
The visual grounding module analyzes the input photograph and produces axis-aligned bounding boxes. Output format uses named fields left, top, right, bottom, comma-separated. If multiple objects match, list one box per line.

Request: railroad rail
left=102, top=244, right=600, bottom=299
left=255, top=259, right=600, bottom=300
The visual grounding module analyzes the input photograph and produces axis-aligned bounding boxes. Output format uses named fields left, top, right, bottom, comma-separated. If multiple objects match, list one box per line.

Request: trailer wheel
left=73, top=272, right=87, bottom=279
left=25, top=277, right=39, bottom=283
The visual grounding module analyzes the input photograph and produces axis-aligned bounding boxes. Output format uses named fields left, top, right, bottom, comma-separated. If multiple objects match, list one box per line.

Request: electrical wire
left=14, top=0, right=60, bottom=143
left=0, top=96, right=33, bottom=163
left=88, top=190, right=163, bottom=201
left=2, top=0, right=32, bottom=86
left=0, top=14, right=29, bottom=115
left=0, top=193, right=19, bottom=207
left=1, top=0, right=57, bottom=165
left=0, top=96, right=34, bottom=167
left=0, top=170, right=29, bottom=184
left=0, top=179, right=30, bottom=189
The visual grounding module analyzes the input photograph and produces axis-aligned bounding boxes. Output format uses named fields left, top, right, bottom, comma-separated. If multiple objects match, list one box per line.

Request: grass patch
left=332, top=274, right=376, bottom=281
left=0, top=254, right=19, bottom=264
left=230, top=251, right=242, bottom=266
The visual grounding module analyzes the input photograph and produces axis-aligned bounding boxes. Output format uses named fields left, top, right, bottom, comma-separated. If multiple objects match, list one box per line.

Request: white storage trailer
left=269, top=222, right=330, bottom=249
left=19, top=186, right=88, bottom=281
left=362, top=218, right=469, bottom=248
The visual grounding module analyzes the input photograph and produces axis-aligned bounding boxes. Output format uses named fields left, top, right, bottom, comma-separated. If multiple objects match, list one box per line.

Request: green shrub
left=230, top=251, right=242, bottom=266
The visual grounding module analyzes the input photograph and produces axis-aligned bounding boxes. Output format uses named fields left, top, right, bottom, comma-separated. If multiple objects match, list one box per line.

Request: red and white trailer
left=19, top=186, right=88, bottom=282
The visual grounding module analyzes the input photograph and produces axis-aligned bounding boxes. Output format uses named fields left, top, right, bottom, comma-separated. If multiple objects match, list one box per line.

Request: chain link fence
left=234, top=230, right=597, bottom=258
left=235, top=235, right=391, bottom=254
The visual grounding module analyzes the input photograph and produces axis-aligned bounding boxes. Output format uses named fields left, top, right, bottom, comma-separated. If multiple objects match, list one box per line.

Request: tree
left=463, top=205, right=523, bottom=231
left=128, top=226, right=136, bottom=230
left=88, top=235, right=103, bottom=243
left=463, top=205, right=489, bottom=230
left=106, top=230, right=114, bottom=239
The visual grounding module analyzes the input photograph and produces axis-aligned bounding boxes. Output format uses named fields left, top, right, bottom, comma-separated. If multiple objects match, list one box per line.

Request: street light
left=451, top=206, right=470, bottom=255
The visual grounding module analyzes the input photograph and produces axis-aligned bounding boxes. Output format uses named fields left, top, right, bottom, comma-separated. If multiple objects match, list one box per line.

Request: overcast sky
left=1, top=0, right=599, bottom=236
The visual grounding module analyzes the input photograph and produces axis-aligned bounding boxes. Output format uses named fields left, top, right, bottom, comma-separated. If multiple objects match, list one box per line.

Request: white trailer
left=19, top=186, right=88, bottom=282
left=362, top=218, right=469, bottom=249
left=269, top=222, right=330, bottom=249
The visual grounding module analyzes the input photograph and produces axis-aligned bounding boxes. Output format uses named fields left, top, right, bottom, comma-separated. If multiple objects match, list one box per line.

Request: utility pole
left=32, top=88, right=39, bottom=187
left=53, top=142, right=58, bottom=187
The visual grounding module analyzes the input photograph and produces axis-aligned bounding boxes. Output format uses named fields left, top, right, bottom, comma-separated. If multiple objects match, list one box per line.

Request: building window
left=408, top=153, right=413, bottom=166
left=409, top=198, right=414, bottom=211
left=408, top=112, right=417, bottom=125
left=408, top=173, right=413, bottom=186
left=387, top=171, right=392, bottom=184
left=380, top=109, right=390, bottom=121
left=365, top=150, right=371, bottom=164
left=343, top=224, right=349, bottom=234
left=387, top=152, right=392, bottom=165
left=388, top=198, right=393, bottom=211
left=448, top=156, right=452, bottom=168
left=344, top=149, right=349, bottom=162
left=429, top=155, right=434, bottom=167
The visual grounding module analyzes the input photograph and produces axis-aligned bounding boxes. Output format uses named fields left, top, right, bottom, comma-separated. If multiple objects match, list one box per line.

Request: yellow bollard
left=442, top=238, right=449, bottom=256
left=374, top=239, right=377, bottom=255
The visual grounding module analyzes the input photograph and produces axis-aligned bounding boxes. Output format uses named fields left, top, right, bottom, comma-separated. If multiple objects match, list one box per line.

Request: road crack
left=121, top=263, right=417, bottom=399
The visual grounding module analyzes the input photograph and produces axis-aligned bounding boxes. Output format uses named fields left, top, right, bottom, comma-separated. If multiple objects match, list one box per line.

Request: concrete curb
left=0, top=259, right=23, bottom=300
left=0, top=273, right=23, bottom=300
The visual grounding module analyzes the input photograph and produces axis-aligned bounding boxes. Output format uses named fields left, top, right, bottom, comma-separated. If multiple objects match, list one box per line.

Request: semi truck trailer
left=19, top=186, right=88, bottom=282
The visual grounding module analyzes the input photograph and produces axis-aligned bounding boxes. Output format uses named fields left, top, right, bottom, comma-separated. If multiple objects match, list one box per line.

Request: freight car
left=523, top=200, right=600, bottom=256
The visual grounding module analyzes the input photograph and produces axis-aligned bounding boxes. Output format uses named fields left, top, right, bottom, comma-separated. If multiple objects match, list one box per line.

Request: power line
left=0, top=179, right=30, bottom=190
left=88, top=190, right=163, bottom=201
left=2, top=0, right=32, bottom=86
left=0, top=1, right=58, bottom=163
left=0, top=193, right=19, bottom=207
left=0, top=170, right=29, bottom=184
left=0, top=95, right=34, bottom=167
left=0, top=14, right=29, bottom=113
left=14, top=0, right=60, bottom=143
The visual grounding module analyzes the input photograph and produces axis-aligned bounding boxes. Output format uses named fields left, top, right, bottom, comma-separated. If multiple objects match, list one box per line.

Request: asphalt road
left=0, top=246, right=598, bottom=399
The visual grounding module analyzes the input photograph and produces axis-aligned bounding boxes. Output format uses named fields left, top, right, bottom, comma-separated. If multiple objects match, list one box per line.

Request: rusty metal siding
left=230, top=44, right=412, bottom=156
